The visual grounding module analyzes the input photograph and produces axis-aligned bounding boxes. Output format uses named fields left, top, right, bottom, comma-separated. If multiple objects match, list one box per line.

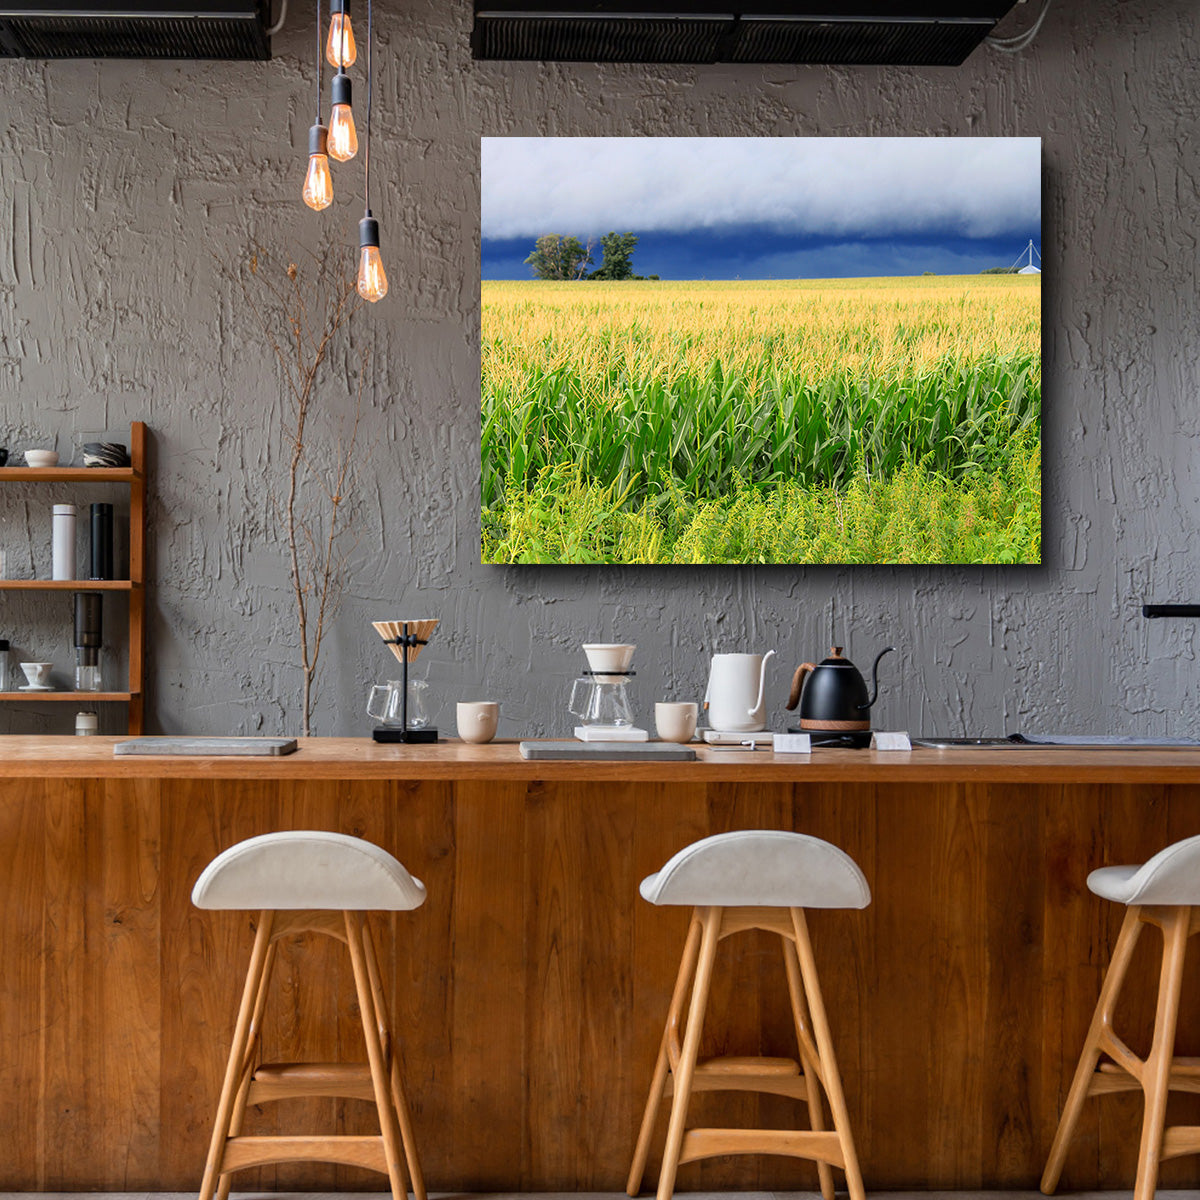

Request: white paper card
left=871, top=731, right=912, bottom=751
left=772, top=733, right=812, bottom=754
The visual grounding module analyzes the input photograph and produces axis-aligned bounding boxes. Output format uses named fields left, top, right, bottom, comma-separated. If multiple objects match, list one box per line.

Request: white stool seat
left=1088, top=835, right=1200, bottom=906
left=639, top=829, right=870, bottom=909
left=191, top=831, right=427, bottom=911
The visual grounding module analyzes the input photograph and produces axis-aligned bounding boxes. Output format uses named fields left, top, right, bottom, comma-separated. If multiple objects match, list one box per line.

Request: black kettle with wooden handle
left=785, top=645, right=894, bottom=731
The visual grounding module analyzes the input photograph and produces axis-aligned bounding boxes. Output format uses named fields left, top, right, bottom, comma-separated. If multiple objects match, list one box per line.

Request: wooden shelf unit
left=0, top=579, right=137, bottom=591
left=0, top=422, right=146, bottom=733
left=0, top=466, right=140, bottom=482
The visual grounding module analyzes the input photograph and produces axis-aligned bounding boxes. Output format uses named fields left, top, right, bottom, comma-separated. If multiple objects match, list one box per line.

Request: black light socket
left=74, top=592, right=103, bottom=649
left=331, top=70, right=352, bottom=108
left=308, top=122, right=329, bottom=157
left=330, top=0, right=347, bottom=14
left=359, top=211, right=380, bottom=249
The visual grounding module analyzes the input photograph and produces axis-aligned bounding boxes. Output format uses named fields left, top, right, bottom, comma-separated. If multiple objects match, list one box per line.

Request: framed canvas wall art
left=481, top=136, right=1042, bottom=566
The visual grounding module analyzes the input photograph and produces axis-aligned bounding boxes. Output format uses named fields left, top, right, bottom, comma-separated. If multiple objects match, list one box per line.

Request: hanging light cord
left=364, top=0, right=373, bottom=214
left=987, top=0, right=1053, bottom=52
left=315, top=0, right=322, bottom=119
left=267, top=0, right=288, bottom=36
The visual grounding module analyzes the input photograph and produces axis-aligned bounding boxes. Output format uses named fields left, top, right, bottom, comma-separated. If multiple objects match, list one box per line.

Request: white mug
left=457, top=701, right=499, bottom=744
left=655, top=702, right=698, bottom=743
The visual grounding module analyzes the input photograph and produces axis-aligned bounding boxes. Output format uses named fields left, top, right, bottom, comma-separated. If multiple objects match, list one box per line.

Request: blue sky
left=481, top=137, right=1041, bottom=281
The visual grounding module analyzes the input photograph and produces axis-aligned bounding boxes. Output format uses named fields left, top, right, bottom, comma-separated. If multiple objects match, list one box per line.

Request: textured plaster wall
left=0, top=0, right=1197, bottom=738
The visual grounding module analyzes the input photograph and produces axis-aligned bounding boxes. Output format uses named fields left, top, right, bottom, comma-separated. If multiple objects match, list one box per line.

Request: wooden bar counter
left=4, top=735, right=1200, bottom=1192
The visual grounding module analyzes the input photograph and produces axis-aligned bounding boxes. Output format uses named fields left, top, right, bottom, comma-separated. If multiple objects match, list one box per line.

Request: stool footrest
left=698, top=1055, right=800, bottom=1077
left=247, top=1061, right=375, bottom=1103
left=666, top=1055, right=809, bottom=1100
left=1161, top=1126, right=1200, bottom=1161
left=220, top=1134, right=388, bottom=1174
left=1089, top=1057, right=1200, bottom=1098
left=679, top=1127, right=844, bottom=1167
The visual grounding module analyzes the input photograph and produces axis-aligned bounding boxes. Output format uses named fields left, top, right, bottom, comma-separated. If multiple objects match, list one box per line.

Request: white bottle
left=52, top=504, right=76, bottom=580
left=75, top=711, right=98, bottom=736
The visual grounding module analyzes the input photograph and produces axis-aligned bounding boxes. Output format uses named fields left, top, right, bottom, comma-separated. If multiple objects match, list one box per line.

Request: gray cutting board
left=520, top=740, right=696, bottom=761
left=114, top=737, right=298, bottom=756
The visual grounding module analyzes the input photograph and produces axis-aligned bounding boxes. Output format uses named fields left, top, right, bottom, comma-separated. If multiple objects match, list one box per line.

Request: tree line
left=524, top=231, right=659, bottom=281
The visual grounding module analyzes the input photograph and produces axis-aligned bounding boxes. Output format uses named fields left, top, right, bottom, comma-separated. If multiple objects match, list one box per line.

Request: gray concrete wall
left=0, top=0, right=1196, bottom=738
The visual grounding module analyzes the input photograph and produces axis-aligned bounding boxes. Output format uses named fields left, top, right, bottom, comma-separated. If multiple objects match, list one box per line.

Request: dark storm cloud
left=481, top=136, right=1041, bottom=242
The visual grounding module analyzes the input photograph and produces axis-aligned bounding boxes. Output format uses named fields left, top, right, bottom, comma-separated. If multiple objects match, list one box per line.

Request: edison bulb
left=357, top=245, right=388, bottom=301
left=328, top=103, right=357, bottom=161
left=328, top=72, right=357, bottom=161
left=303, top=124, right=334, bottom=210
left=325, top=10, right=356, bottom=66
left=303, top=153, right=333, bottom=210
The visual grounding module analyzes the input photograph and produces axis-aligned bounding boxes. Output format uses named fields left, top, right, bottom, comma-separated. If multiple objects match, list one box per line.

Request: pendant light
left=328, top=69, right=358, bottom=162
left=325, top=0, right=357, bottom=67
left=302, top=0, right=333, bottom=210
left=357, top=0, right=387, bottom=302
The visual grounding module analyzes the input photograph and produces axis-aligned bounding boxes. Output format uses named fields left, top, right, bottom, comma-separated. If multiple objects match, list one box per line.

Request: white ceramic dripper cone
left=583, top=642, right=635, bottom=682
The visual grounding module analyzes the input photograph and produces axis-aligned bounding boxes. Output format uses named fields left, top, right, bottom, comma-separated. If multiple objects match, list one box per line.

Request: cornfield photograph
left=481, top=136, right=1042, bottom=565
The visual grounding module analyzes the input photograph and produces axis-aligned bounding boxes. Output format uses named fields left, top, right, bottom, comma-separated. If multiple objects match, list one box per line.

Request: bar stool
left=192, top=831, right=427, bottom=1200
left=626, top=829, right=870, bottom=1200
left=1042, top=834, right=1200, bottom=1200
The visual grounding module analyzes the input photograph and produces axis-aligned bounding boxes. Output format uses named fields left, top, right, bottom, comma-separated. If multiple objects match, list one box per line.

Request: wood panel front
left=5, top=771, right=1200, bottom=1190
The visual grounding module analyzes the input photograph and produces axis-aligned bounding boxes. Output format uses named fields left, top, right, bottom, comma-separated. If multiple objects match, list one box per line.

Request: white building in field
left=1014, top=240, right=1041, bottom=273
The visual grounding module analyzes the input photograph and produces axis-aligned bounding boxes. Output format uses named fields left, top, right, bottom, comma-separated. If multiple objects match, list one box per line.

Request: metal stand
left=373, top=621, right=438, bottom=744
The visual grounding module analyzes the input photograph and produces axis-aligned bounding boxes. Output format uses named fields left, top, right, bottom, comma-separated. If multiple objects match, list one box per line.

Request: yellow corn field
left=481, top=274, right=1041, bottom=564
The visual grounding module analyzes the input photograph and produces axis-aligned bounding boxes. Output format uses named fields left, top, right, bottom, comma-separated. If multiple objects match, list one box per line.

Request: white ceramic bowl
left=24, top=449, right=58, bottom=468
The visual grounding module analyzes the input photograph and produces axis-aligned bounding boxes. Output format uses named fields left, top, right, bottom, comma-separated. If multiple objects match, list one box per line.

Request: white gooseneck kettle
left=704, top=650, right=775, bottom=732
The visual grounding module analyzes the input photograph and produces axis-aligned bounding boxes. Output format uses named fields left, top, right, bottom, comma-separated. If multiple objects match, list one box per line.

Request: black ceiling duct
left=0, top=0, right=271, bottom=59
left=472, top=1, right=1019, bottom=65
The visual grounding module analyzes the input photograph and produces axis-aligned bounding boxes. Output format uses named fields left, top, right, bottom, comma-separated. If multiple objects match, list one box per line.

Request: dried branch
left=226, top=243, right=368, bottom=735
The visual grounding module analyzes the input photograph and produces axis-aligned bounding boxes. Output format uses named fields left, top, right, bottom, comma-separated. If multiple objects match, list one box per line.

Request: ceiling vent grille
left=731, top=17, right=991, bottom=65
left=471, top=2, right=1018, bottom=65
left=0, top=3, right=270, bottom=59
left=472, top=15, right=730, bottom=62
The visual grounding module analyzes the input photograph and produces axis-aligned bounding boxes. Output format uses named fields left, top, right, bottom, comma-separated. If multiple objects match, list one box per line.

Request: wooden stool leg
left=627, top=913, right=703, bottom=1197
left=783, top=934, right=835, bottom=1200
left=346, top=910, right=410, bottom=1200
left=364, top=917, right=427, bottom=1200
left=1041, top=905, right=1144, bottom=1194
left=1134, top=907, right=1191, bottom=1200
left=215, top=940, right=277, bottom=1200
left=199, top=910, right=275, bottom=1200
left=656, top=906, right=721, bottom=1200
left=791, top=906, right=866, bottom=1200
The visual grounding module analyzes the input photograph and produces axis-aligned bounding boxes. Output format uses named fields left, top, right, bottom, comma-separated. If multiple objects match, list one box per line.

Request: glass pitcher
left=367, top=679, right=431, bottom=728
left=568, top=677, right=635, bottom=727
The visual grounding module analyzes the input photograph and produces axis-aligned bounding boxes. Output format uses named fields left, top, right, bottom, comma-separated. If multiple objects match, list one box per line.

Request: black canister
left=74, top=591, right=103, bottom=649
left=90, top=502, right=113, bottom=580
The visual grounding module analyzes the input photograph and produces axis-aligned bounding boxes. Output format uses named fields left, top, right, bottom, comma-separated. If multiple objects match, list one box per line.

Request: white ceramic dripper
left=582, top=642, right=635, bottom=683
